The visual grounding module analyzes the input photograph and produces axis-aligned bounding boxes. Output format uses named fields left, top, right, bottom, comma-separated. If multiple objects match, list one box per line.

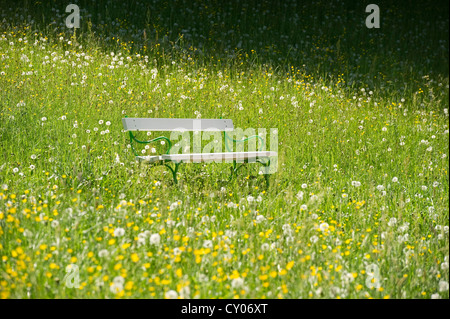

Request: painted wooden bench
left=122, top=117, right=277, bottom=186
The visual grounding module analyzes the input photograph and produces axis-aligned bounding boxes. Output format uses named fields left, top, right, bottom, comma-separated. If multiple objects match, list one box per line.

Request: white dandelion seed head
left=388, top=217, right=397, bottom=227
left=203, top=240, right=213, bottom=249
left=439, top=281, right=449, bottom=292
left=310, top=235, right=319, bottom=243
left=98, top=249, right=109, bottom=258
left=150, top=233, right=161, bottom=245
left=165, top=290, right=178, bottom=299
left=319, top=223, right=329, bottom=232
left=113, top=227, right=125, bottom=237
left=110, top=282, right=123, bottom=294
left=231, top=277, right=244, bottom=289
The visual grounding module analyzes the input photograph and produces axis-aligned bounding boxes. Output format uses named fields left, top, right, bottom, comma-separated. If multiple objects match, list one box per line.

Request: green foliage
left=0, top=0, right=448, bottom=299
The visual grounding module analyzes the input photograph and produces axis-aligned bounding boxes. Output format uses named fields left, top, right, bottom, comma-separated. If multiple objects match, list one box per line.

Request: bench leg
left=256, top=159, right=271, bottom=188
left=163, top=162, right=181, bottom=184
left=228, top=159, right=271, bottom=188
left=228, top=160, right=245, bottom=181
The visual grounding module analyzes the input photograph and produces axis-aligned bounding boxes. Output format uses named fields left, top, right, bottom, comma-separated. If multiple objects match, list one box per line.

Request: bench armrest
left=128, top=131, right=172, bottom=156
left=223, top=132, right=264, bottom=152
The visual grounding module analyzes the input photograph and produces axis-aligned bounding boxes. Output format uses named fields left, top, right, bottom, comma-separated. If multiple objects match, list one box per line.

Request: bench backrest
left=122, top=118, right=234, bottom=132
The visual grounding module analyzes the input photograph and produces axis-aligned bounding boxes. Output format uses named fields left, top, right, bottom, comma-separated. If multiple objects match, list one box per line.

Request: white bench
left=122, top=117, right=276, bottom=185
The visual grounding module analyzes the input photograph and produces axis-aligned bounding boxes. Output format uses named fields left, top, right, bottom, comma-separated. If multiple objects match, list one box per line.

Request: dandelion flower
left=165, top=290, right=178, bottom=299
left=150, top=233, right=161, bottom=245
left=114, top=227, right=125, bottom=237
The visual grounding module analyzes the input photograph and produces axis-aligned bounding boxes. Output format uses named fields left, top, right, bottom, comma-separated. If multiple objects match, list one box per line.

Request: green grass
left=0, top=0, right=448, bottom=299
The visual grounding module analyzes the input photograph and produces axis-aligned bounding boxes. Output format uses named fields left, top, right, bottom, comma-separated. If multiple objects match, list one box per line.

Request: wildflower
left=98, top=249, right=109, bottom=257
left=231, top=278, right=244, bottom=289
left=392, top=177, right=398, bottom=183
left=201, top=216, right=209, bottom=223
left=165, top=290, right=178, bottom=299
left=310, top=235, right=319, bottom=244
left=114, top=228, right=125, bottom=237
left=203, top=240, right=213, bottom=249
left=150, top=233, right=161, bottom=245
left=255, top=215, right=265, bottom=223
left=110, top=278, right=124, bottom=294
left=388, top=218, right=397, bottom=227
left=439, top=281, right=449, bottom=292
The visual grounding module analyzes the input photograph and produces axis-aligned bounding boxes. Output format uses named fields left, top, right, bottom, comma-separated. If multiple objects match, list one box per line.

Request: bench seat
left=137, top=151, right=277, bottom=163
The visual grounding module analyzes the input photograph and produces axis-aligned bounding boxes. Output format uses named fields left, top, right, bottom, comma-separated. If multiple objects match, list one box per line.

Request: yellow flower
left=49, top=263, right=59, bottom=269
left=131, top=253, right=139, bottom=263
left=125, top=281, right=134, bottom=290
left=286, top=261, right=295, bottom=270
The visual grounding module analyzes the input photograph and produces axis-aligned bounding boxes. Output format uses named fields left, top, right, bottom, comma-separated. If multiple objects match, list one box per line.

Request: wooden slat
left=137, top=151, right=277, bottom=163
left=122, top=118, right=234, bottom=131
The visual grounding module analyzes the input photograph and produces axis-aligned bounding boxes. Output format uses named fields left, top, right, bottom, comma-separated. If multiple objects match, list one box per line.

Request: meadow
left=0, top=0, right=449, bottom=299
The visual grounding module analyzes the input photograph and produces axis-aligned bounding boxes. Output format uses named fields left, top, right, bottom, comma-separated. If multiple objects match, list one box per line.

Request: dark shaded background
left=1, top=0, right=449, bottom=91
